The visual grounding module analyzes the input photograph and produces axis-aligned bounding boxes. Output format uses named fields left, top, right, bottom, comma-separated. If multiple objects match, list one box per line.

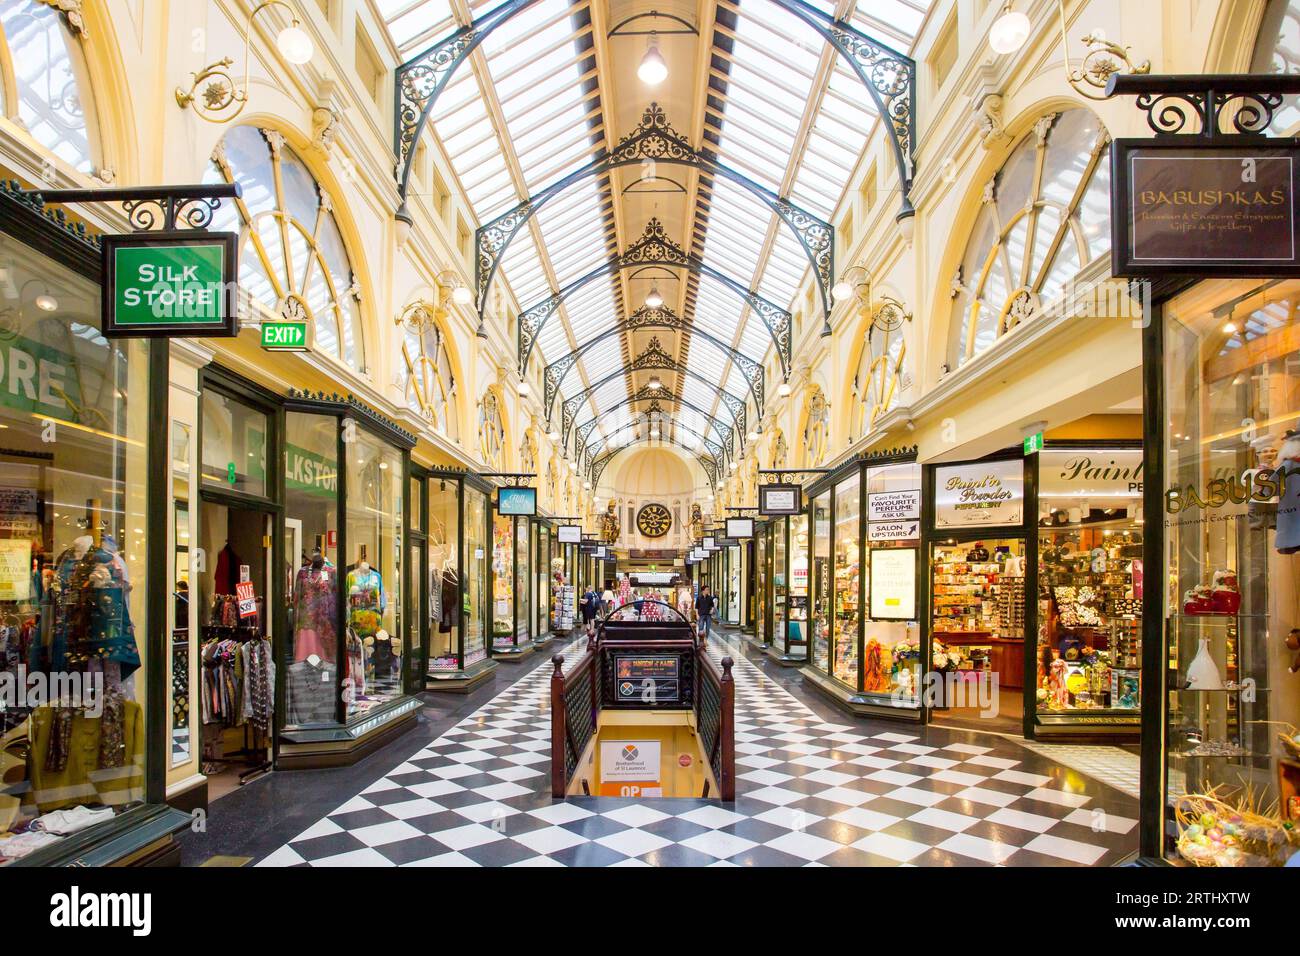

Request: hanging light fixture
left=638, top=32, right=669, bottom=85
left=777, top=380, right=792, bottom=398
left=647, top=375, right=662, bottom=390
left=644, top=284, right=664, bottom=309
left=517, top=380, right=531, bottom=397
left=990, top=2, right=1031, bottom=54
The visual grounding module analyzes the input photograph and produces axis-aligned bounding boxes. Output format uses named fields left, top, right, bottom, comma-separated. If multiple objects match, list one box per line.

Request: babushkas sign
left=1111, top=141, right=1300, bottom=277
left=934, top=459, right=1024, bottom=528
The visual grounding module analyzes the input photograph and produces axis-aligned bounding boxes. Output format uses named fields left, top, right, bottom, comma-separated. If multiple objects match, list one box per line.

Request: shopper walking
left=694, top=585, right=716, bottom=641
left=580, top=586, right=599, bottom=637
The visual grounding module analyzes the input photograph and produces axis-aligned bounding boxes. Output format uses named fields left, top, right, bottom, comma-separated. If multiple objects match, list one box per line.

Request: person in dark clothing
left=580, top=587, right=599, bottom=636
left=694, top=586, right=716, bottom=639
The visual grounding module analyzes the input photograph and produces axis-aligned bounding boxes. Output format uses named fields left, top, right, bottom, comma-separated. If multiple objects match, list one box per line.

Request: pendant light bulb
left=277, top=22, right=315, bottom=65
left=638, top=35, right=669, bottom=86
left=645, top=285, right=664, bottom=309
left=989, top=4, right=1031, bottom=54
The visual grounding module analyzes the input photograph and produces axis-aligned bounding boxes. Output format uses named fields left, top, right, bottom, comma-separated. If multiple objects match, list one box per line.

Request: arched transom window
left=948, top=109, right=1111, bottom=370
left=0, top=0, right=99, bottom=174
left=851, top=312, right=908, bottom=440
left=205, top=125, right=365, bottom=371
left=399, top=320, right=458, bottom=440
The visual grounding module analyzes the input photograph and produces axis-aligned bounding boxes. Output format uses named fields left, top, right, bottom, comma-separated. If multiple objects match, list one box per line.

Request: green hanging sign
left=102, top=231, right=238, bottom=337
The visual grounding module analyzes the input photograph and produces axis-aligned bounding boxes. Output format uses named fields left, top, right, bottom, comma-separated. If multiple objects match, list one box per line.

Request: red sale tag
left=235, top=580, right=257, bottom=618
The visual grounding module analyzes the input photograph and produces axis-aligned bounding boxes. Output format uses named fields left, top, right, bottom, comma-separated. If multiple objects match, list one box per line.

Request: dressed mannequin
left=292, top=537, right=336, bottom=663
left=346, top=545, right=389, bottom=683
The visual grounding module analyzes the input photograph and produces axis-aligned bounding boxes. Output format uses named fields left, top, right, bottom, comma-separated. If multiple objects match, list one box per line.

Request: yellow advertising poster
left=0, top=538, right=32, bottom=601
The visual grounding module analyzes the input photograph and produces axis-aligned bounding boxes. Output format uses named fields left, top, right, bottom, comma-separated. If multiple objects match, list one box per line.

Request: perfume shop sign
left=1112, top=141, right=1300, bottom=276
left=934, top=459, right=1024, bottom=529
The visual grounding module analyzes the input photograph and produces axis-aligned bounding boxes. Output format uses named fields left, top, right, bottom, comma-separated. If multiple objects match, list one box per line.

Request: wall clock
left=636, top=502, right=672, bottom=538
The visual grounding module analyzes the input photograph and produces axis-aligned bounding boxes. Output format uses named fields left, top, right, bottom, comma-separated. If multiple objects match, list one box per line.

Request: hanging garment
left=292, top=563, right=338, bottom=663
left=286, top=659, right=335, bottom=725
left=46, top=545, right=140, bottom=680
left=213, top=544, right=241, bottom=596
left=345, top=567, right=385, bottom=637
left=27, top=700, right=145, bottom=813
left=1275, top=456, right=1300, bottom=554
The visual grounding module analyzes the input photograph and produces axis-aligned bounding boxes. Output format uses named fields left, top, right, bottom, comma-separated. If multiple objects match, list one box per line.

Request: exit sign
left=1024, top=432, right=1044, bottom=454
left=261, top=321, right=309, bottom=351
left=102, top=231, right=238, bottom=337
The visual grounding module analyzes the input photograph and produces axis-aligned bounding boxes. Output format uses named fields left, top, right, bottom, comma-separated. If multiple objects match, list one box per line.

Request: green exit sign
left=261, top=321, right=310, bottom=351
left=102, top=232, right=238, bottom=337
left=1024, top=431, right=1044, bottom=454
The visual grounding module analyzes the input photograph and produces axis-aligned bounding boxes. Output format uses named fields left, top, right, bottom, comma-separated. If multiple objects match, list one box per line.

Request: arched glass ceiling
left=382, top=0, right=933, bottom=434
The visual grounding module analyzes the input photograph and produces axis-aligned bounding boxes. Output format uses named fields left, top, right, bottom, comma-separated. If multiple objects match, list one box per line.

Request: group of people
left=578, top=580, right=717, bottom=640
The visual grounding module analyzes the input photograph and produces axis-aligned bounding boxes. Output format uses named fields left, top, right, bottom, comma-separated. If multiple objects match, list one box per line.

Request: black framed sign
left=496, top=486, right=536, bottom=516
left=725, top=517, right=754, bottom=538
left=759, top=483, right=802, bottom=515
left=102, top=230, right=239, bottom=337
left=1111, top=139, right=1300, bottom=277
left=557, top=524, right=581, bottom=544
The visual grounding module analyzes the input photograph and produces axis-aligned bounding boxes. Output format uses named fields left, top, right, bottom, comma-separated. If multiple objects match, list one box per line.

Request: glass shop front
left=1144, top=278, right=1300, bottom=867
left=0, top=217, right=172, bottom=865
left=764, top=513, right=809, bottom=663
left=488, top=504, right=533, bottom=660
left=802, top=458, right=923, bottom=718
left=419, top=470, right=495, bottom=690
left=533, top=519, right=553, bottom=643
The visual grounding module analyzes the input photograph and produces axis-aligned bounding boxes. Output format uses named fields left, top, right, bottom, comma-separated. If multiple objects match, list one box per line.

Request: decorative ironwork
left=557, top=338, right=748, bottom=450
left=486, top=109, right=823, bottom=341
left=393, top=0, right=915, bottom=247
left=635, top=503, right=673, bottom=538
left=541, top=303, right=766, bottom=418
left=0, top=180, right=100, bottom=247
left=22, top=183, right=241, bottom=234
left=520, top=217, right=791, bottom=377
left=287, top=388, right=419, bottom=447
left=1108, top=74, right=1299, bottom=140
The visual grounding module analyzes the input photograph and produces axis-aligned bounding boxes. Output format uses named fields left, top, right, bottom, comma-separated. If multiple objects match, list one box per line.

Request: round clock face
left=636, top=503, right=672, bottom=538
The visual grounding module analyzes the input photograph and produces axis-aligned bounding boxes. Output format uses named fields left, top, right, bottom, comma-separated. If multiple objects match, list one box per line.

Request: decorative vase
left=1185, top=637, right=1223, bottom=690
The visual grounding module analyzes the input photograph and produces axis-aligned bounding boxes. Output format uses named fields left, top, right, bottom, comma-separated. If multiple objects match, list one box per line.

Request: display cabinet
left=801, top=454, right=923, bottom=718
left=1142, top=278, right=1300, bottom=867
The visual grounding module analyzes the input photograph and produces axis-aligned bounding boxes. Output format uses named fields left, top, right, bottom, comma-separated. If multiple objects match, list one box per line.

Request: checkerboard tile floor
left=254, top=634, right=1139, bottom=867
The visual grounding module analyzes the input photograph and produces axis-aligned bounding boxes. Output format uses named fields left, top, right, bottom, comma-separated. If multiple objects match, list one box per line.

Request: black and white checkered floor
left=254, top=633, right=1139, bottom=867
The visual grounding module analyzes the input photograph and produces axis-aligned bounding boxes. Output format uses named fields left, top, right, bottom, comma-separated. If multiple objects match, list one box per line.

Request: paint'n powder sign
left=934, top=459, right=1024, bottom=528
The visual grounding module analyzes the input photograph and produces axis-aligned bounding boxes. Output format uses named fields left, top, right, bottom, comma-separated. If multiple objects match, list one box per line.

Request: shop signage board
left=759, top=483, right=802, bottom=515
left=868, top=520, right=920, bottom=542
left=934, top=459, right=1024, bottom=528
left=557, top=524, right=581, bottom=544
left=1111, top=140, right=1300, bottom=277
left=1038, top=447, right=1144, bottom=499
left=598, top=740, right=662, bottom=797
left=260, top=321, right=310, bottom=351
left=496, top=486, right=537, bottom=516
left=725, top=517, right=754, bottom=538
left=235, top=580, right=257, bottom=618
left=867, top=489, right=920, bottom=522
left=615, top=654, right=681, bottom=704
left=870, top=547, right=917, bottom=620
left=703, top=536, right=715, bottom=550
left=102, top=231, right=239, bottom=337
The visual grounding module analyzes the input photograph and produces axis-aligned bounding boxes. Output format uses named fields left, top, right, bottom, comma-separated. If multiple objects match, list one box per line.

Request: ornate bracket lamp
left=989, top=2, right=1148, bottom=100
left=175, top=1, right=314, bottom=122
left=833, top=265, right=912, bottom=334
left=396, top=271, right=472, bottom=336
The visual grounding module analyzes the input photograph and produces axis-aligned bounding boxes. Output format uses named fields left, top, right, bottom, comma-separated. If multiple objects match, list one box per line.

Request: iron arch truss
left=393, top=0, right=917, bottom=275
left=480, top=104, right=831, bottom=329
left=586, top=416, right=723, bottom=465
left=574, top=393, right=734, bottom=475
left=559, top=337, right=748, bottom=452
left=544, top=301, right=766, bottom=419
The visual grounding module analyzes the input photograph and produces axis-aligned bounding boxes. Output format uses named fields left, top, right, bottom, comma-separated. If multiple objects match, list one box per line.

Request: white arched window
left=850, top=314, right=908, bottom=440
left=948, top=109, right=1111, bottom=369
left=0, top=0, right=98, bottom=173
left=399, top=321, right=458, bottom=440
left=205, top=126, right=365, bottom=371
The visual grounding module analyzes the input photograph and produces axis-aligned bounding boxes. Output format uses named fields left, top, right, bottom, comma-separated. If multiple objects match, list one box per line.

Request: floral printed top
left=345, top=567, right=385, bottom=637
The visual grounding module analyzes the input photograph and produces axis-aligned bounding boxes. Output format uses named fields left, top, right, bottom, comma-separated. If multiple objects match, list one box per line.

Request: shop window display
left=0, top=232, right=151, bottom=864
left=770, top=517, right=787, bottom=646
left=864, top=463, right=922, bottom=703
left=427, top=479, right=460, bottom=672
left=787, top=513, right=808, bottom=659
left=284, top=412, right=339, bottom=725
left=463, top=487, right=488, bottom=667
left=1037, top=447, right=1143, bottom=718
left=514, top=516, right=529, bottom=642
left=833, top=474, right=860, bottom=685
left=343, top=432, right=402, bottom=716
left=1159, top=279, right=1300, bottom=867
left=490, top=512, right=513, bottom=647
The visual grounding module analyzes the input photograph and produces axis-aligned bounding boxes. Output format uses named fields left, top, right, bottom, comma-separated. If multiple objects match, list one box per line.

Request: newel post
left=720, top=656, right=735, bottom=801
left=550, top=654, right=566, bottom=798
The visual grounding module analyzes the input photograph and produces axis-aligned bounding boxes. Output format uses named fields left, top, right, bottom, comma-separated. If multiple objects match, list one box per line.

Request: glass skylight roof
left=384, top=0, right=933, bottom=455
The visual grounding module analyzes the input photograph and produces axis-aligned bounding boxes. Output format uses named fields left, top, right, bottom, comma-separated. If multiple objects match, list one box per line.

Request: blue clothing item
left=1275, top=461, right=1300, bottom=554
left=46, top=545, right=140, bottom=680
